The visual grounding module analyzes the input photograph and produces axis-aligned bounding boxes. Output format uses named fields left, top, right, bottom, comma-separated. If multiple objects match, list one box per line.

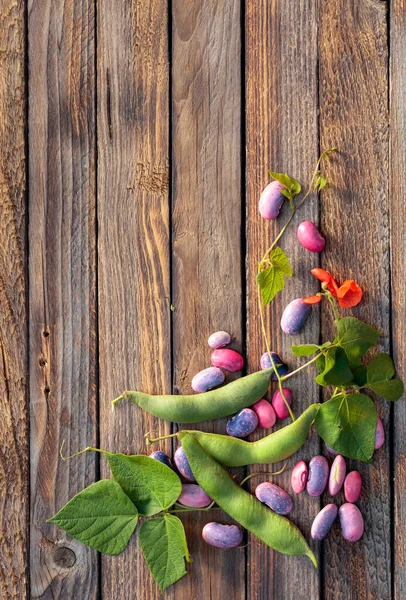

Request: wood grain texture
left=171, top=1, right=244, bottom=597
left=319, top=2, right=391, bottom=599
left=97, top=0, right=171, bottom=598
left=390, top=1, right=406, bottom=598
left=28, top=0, right=98, bottom=597
left=0, top=1, right=28, bottom=597
left=245, top=2, right=320, bottom=599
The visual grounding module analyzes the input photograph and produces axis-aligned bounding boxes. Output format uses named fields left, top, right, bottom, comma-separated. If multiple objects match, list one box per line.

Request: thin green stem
left=145, top=432, right=179, bottom=445
left=325, top=289, right=340, bottom=322
left=59, top=443, right=108, bottom=461
left=280, top=353, right=323, bottom=381
left=238, top=462, right=288, bottom=487
left=169, top=502, right=219, bottom=515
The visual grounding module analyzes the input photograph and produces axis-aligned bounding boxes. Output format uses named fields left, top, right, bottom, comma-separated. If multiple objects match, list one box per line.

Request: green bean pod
left=112, top=368, right=275, bottom=423
left=178, top=404, right=319, bottom=466
left=181, top=434, right=317, bottom=566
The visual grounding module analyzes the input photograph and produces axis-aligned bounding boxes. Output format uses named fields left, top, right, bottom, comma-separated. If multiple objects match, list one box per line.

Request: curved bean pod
left=181, top=434, right=317, bottom=566
left=178, top=404, right=320, bottom=466
left=112, top=368, right=275, bottom=423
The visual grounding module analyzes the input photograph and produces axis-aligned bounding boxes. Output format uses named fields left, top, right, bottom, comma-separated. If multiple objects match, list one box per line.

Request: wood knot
left=53, top=546, right=76, bottom=569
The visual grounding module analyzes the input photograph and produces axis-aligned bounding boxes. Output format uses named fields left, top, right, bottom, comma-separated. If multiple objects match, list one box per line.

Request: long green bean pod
left=178, top=403, right=320, bottom=465
left=181, top=434, right=317, bottom=566
left=112, top=368, right=275, bottom=423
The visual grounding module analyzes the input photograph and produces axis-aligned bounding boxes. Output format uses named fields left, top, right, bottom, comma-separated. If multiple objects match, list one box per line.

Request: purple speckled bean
left=174, top=446, right=196, bottom=482
left=307, top=455, right=329, bottom=497
left=291, top=460, right=308, bottom=494
left=202, top=522, right=243, bottom=549
left=260, top=351, right=289, bottom=381
left=208, top=330, right=231, bottom=349
left=311, top=504, right=338, bottom=541
left=375, top=417, right=385, bottom=449
left=281, top=298, right=311, bottom=335
left=255, top=482, right=293, bottom=515
left=252, top=398, right=276, bottom=429
left=325, top=444, right=337, bottom=455
left=149, top=451, right=174, bottom=471
left=344, top=471, right=362, bottom=503
left=191, top=367, right=225, bottom=393
left=328, top=455, right=346, bottom=496
left=211, top=348, right=244, bottom=372
left=259, top=181, right=286, bottom=220
left=297, top=220, right=326, bottom=252
left=226, top=408, right=258, bottom=438
left=339, top=503, right=364, bottom=542
left=271, top=388, right=293, bottom=420
left=177, top=484, right=212, bottom=508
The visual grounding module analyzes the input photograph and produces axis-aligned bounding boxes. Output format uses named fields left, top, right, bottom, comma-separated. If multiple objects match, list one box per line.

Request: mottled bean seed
left=177, top=484, right=212, bottom=508
left=208, top=331, right=231, bottom=349
left=211, top=348, right=244, bottom=372
left=291, top=460, right=308, bottom=494
left=226, top=408, right=258, bottom=438
left=259, top=181, right=286, bottom=220
left=375, top=417, right=385, bottom=450
left=149, top=450, right=174, bottom=470
left=271, top=388, right=293, bottom=420
left=252, top=398, right=276, bottom=429
left=281, top=298, right=312, bottom=335
left=344, top=471, right=362, bottom=503
left=311, top=504, right=338, bottom=541
left=174, top=446, right=196, bottom=482
left=328, top=455, right=346, bottom=496
left=307, top=455, right=329, bottom=497
left=191, top=367, right=225, bottom=393
left=202, top=522, right=243, bottom=549
left=339, top=503, right=364, bottom=542
left=255, top=482, right=293, bottom=515
left=260, top=351, right=289, bottom=381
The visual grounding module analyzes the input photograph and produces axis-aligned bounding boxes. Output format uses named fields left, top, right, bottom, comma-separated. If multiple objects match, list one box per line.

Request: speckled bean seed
left=191, top=367, right=225, bottom=393
left=297, top=220, right=326, bottom=252
left=281, top=298, right=312, bottom=335
left=149, top=451, right=174, bottom=470
left=344, top=471, right=362, bottom=503
left=375, top=417, right=385, bottom=449
left=259, top=180, right=286, bottom=220
left=208, top=331, right=231, bottom=349
left=202, top=522, right=243, bottom=549
left=339, top=503, right=364, bottom=542
left=307, top=455, right=329, bottom=497
left=271, top=388, right=293, bottom=420
left=328, top=455, right=346, bottom=496
left=260, top=351, right=289, bottom=381
left=291, top=460, right=308, bottom=494
left=311, top=504, right=338, bottom=541
left=255, top=482, right=293, bottom=515
left=174, top=446, right=196, bottom=482
left=211, top=348, right=244, bottom=372
left=252, top=398, right=276, bottom=429
left=226, top=408, right=258, bottom=438
left=177, top=484, right=212, bottom=508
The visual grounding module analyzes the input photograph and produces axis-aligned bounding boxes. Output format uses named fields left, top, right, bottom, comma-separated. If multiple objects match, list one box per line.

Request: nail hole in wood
left=43, top=330, right=50, bottom=338
left=44, top=386, right=51, bottom=394
left=39, top=358, right=47, bottom=367
left=53, top=547, right=76, bottom=569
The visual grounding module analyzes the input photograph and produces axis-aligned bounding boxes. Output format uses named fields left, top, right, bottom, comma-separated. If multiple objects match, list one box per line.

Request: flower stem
left=238, top=462, right=288, bottom=487
left=145, top=432, right=179, bottom=445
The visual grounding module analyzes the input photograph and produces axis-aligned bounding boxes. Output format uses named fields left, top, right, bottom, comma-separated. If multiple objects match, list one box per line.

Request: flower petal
left=311, top=268, right=339, bottom=296
left=337, top=280, right=363, bottom=308
left=302, top=295, right=322, bottom=305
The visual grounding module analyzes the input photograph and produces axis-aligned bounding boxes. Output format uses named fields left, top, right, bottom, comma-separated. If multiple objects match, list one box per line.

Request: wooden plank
left=245, top=2, right=320, bottom=599
left=171, top=1, right=245, bottom=598
left=171, top=1, right=244, bottom=597
left=319, top=2, right=391, bottom=599
left=97, top=1, right=171, bottom=598
left=390, top=1, right=406, bottom=598
left=0, top=1, right=28, bottom=597
left=28, top=1, right=98, bottom=597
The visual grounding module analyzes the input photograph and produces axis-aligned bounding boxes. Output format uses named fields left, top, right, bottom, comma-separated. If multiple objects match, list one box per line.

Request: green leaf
left=269, top=247, right=292, bottom=276
left=140, top=514, right=191, bottom=592
left=257, top=265, right=285, bottom=306
left=314, top=393, right=377, bottom=462
left=315, top=175, right=327, bottom=191
left=315, top=347, right=353, bottom=387
left=106, top=454, right=182, bottom=516
left=291, top=344, right=320, bottom=357
left=335, top=317, right=380, bottom=363
left=268, top=170, right=301, bottom=199
left=47, top=480, right=138, bottom=555
left=365, top=352, right=404, bottom=400
left=350, top=364, right=368, bottom=387
left=368, top=379, right=404, bottom=401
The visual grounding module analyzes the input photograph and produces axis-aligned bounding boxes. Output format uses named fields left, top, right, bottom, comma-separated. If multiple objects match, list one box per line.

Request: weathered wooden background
left=1, top=0, right=405, bottom=598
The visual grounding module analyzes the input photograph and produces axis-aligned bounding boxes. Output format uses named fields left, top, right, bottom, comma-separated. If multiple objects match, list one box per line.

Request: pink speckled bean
left=307, top=455, right=329, bottom=497
left=291, top=460, right=308, bottom=494
left=344, top=471, right=362, bottom=503
left=328, top=455, right=346, bottom=496
left=281, top=298, right=311, bottom=335
left=252, top=399, right=276, bottom=429
left=339, top=503, right=364, bottom=542
left=191, top=367, right=225, bottom=392
left=202, top=523, right=243, bottom=549
left=297, top=220, right=326, bottom=252
left=255, top=482, right=293, bottom=515
left=375, top=417, right=385, bottom=449
left=208, top=331, right=231, bottom=349
left=177, top=484, right=212, bottom=508
left=259, top=181, right=286, bottom=220
left=271, top=388, right=293, bottom=420
left=211, top=348, right=244, bottom=372
left=311, top=504, right=338, bottom=541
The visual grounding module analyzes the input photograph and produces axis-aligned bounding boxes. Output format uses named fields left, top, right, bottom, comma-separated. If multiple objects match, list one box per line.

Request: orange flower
left=311, top=268, right=339, bottom=296
left=302, top=295, right=322, bottom=305
left=337, top=280, right=363, bottom=308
